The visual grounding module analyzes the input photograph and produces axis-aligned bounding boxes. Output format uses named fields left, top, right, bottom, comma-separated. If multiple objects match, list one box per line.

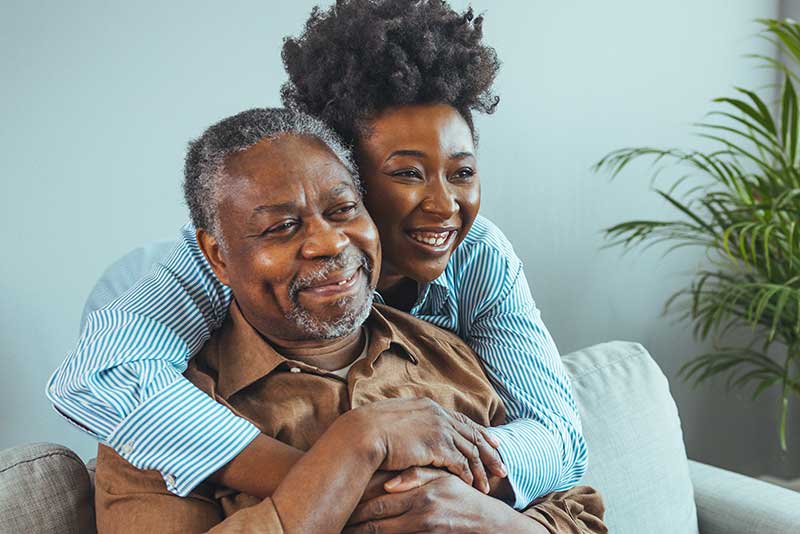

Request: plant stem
left=779, top=342, right=798, bottom=451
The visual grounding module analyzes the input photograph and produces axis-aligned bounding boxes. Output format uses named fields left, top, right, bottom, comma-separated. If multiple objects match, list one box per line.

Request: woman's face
left=356, top=103, right=480, bottom=288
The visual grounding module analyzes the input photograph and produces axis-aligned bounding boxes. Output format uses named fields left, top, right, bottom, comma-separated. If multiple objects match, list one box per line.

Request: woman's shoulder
left=452, top=215, right=521, bottom=271
left=440, top=215, right=524, bottom=304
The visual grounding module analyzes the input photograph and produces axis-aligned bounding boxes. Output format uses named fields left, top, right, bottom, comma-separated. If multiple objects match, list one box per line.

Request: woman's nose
left=420, top=178, right=458, bottom=219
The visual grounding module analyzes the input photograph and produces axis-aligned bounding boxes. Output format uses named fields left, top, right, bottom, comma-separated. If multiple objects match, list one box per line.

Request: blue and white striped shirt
left=47, top=215, right=586, bottom=508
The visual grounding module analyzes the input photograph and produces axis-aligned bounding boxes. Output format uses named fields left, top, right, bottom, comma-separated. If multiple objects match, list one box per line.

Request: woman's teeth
left=410, top=231, right=451, bottom=246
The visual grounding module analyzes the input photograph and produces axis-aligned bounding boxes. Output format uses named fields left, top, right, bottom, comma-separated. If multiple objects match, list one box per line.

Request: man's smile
left=298, top=267, right=366, bottom=297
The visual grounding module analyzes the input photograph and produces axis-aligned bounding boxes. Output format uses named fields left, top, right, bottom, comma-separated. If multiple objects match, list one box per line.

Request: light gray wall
left=2, top=0, right=795, bottom=479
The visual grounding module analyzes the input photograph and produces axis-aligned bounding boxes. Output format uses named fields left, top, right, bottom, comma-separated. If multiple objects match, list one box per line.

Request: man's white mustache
left=289, top=249, right=372, bottom=299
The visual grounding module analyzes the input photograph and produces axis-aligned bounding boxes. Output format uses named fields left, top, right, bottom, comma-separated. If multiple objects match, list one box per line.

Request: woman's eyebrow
left=386, top=149, right=426, bottom=161
left=385, top=149, right=474, bottom=161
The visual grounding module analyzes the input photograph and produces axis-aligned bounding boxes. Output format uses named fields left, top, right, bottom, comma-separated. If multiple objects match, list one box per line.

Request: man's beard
left=286, top=249, right=374, bottom=340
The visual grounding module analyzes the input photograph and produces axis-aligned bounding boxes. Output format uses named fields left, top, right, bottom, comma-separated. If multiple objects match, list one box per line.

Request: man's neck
left=263, top=327, right=366, bottom=372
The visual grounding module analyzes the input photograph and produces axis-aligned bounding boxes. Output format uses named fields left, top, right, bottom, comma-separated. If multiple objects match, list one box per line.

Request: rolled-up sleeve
left=46, top=224, right=260, bottom=496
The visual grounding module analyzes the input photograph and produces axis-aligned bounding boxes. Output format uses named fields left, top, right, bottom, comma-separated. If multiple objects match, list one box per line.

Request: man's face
left=200, top=134, right=381, bottom=342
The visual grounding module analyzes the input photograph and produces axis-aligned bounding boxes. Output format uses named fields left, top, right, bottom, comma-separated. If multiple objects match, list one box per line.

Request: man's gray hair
left=184, top=107, right=359, bottom=242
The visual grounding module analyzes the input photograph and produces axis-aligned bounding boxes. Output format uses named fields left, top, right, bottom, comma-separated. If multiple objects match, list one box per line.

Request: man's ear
left=196, top=228, right=232, bottom=286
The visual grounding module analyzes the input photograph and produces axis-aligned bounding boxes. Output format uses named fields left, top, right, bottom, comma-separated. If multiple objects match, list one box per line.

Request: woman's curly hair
left=280, top=0, right=500, bottom=146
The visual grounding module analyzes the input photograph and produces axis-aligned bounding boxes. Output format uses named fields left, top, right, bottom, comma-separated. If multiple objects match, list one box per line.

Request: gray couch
left=2, top=243, right=799, bottom=533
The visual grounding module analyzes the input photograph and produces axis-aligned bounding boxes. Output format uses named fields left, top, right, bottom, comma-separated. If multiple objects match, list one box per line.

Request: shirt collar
left=211, top=301, right=419, bottom=400
left=413, top=272, right=451, bottom=315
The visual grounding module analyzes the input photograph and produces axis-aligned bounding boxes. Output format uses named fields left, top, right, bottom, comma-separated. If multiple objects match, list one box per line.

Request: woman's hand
left=344, top=468, right=545, bottom=534
left=349, top=397, right=506, bottom=493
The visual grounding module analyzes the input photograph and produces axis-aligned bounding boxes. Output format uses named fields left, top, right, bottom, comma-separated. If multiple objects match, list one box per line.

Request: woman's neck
left=378, top=274, right=419, bottom=313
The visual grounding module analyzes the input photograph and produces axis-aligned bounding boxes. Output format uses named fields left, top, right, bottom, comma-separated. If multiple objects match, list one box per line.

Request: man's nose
left=300, top=219, right=350, bottom=259
left=420, top=177, right=458, bottom=219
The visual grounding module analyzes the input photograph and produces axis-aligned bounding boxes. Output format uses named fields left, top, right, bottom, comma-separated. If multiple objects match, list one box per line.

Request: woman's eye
left=392, top=168, right=423, bottom=179
left=452, top=167, right=475, bottom=180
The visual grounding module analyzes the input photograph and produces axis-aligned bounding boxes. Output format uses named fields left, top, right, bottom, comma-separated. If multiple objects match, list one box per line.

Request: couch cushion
left=0, top=442, right=96, bottom=534
left=563, top=341, right=698, bottom=534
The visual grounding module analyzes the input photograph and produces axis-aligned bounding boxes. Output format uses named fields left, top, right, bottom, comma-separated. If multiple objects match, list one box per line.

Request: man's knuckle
left=406, top=467, right=422, bottom=483
left=420, top=515, right=438, bottom=530
left=417, top=490, right=433, bottom=508
left=371, top=499, right=386, bottom=517
left=466, top=441, right=479, bottom=460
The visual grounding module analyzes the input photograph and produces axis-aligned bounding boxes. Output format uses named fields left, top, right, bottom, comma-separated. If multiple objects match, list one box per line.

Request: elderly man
left=94, top=108, right=605, bottom=533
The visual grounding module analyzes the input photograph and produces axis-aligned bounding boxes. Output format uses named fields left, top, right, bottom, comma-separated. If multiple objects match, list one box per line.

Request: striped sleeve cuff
left=487, top=419, right=565, bottom=510
left=106, top=372, right=261, bottom=497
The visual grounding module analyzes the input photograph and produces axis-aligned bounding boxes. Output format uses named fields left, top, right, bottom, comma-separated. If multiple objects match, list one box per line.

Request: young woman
left=48, top=0, right=586, bottom=512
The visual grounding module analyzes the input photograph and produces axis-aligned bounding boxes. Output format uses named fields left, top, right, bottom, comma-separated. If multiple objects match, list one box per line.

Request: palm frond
left=596, top=17, right=800, bottom=449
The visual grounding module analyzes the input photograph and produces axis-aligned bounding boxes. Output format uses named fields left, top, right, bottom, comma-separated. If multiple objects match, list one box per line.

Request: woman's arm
left=469, top=262, right=587, bottom=506
left=46, top=224, right=262, bottom=496
left=451, top=217, right=587, bottom=508
left=214, top=412, right=387, bottom=533
left=94, top=409, right=386, bottom=534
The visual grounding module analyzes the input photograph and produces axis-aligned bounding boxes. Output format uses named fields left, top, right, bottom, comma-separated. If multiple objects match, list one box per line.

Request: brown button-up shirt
left=96, top=303, right=605, bottom=533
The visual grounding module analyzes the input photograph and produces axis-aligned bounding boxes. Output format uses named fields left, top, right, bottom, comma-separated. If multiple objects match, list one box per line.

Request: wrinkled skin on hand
left=353, top=397, right=506, bottom=494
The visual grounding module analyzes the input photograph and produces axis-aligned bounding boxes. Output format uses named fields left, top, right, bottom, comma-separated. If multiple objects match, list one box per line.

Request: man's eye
left=265, top=221, right=298, bottom=235
left=335, top=204, right=357, bottom=214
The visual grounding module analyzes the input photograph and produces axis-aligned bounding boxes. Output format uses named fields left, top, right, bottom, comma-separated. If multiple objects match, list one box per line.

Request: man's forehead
left=249, top=180, right=359, bottom=216
left=225, top=134, right=336, bottom=175
left=221, top=134, right=357, bottom=205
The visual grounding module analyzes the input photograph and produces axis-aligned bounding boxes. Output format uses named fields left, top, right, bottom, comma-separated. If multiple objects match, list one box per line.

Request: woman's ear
left=196, top=228, right=232, bottom=286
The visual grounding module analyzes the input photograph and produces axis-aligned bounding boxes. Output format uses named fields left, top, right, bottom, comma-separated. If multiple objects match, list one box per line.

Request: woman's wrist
left=332, top=408, right=386, bottom=470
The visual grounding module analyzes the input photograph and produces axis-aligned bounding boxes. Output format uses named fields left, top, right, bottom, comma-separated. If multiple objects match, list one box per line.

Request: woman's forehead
left=362, top=103, right=475, bottom=157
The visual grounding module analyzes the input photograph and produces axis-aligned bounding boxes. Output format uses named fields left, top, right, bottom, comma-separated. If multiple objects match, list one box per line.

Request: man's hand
left=344, top=468, right=545, bottom=534
left=351, top=398, right=506, bottom=493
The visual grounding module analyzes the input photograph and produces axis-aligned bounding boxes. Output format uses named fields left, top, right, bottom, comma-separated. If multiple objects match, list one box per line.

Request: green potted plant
left=594, top=18, right=800, bottom=450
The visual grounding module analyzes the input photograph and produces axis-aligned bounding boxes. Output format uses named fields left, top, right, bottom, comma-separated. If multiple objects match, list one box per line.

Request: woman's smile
left=405, top=227, right=459, bottom=254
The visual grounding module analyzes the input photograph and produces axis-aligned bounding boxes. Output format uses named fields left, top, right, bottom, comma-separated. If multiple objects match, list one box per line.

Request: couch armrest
left=0, top=442, right=95, bottom=534
left=689, top=459, right=800, bottom=534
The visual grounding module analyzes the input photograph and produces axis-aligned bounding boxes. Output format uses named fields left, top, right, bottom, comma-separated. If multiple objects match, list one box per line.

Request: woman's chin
left=399, top=259, right=450, bottom=285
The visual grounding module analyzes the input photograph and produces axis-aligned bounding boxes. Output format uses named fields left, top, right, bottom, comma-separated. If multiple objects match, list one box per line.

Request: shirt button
left=121, top=442, right=134, bottom=455
left=165, top=474, right=176, bottom=487
left=289, top=367, right=301, bottom=373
